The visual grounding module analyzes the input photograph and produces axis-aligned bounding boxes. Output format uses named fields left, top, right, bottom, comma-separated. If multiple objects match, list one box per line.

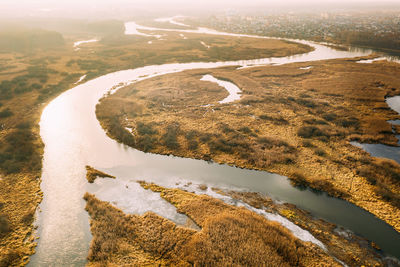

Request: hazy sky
left=4, top=0, right=400, bottom=3
left=1, top=0, right=399, bottom=19
left=131, top=0, right=400, bottom=11
left=3, top=0, right=400, bottom=8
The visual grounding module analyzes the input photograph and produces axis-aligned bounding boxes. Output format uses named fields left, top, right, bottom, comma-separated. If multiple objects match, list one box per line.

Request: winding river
left=29, top=21, right=400, bottom=266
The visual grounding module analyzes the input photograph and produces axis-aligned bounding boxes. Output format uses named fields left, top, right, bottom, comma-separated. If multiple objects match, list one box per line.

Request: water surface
left=200, top=74, right=242, bottom=103
left=351, top=96, right=400, bottom=164
left=154, top=15, right=189, bottom=27
left=73, top=39, right=98, bottom=51
left=30, top=22, right=400, bottom=265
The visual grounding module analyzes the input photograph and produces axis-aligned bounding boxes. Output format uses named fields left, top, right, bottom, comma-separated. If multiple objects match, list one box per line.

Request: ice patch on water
left=356, top=57, right=386, bottom=63
left=169, top=181, right=326, bottom=249
left=92, top=180, right=190, bottom=225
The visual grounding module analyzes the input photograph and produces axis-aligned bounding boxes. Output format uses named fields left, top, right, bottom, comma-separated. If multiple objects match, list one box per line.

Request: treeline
left=0, top=29, right=65, bottom=52
left=0, top=123, right=41, bottom=174
left=0, top=65, right=50, bottom=100
left=66, top=59, right=111, bottom=72
left=0, top=19, right=127, bottom=53
left=37, top=72, right=82, bottom=102
left=102, top=117, right=135, bottom=147
left=205, top=16, right=400, bottom=54
left=0, top=62, right=83, bottom=102
left=266, top=30, right=400, bottom=53
left=335, top=31, right=400, bottom=52
left=1, top=19, right=125, bottom=37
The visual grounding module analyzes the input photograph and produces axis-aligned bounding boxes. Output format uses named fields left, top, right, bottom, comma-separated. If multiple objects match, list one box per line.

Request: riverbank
left=0, top=49, right=85, bottom=266
left=23, top=24, right=316, bottom=265
left=0, top=24, right=315, bottom=266
left=84, top=183, right=339, bottom=266
left=96, top=57, right=400, bottom=234
left=84, top=181, right=388, bottom=266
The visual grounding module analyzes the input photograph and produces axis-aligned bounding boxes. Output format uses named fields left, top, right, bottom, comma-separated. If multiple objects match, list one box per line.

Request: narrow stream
left=73, top=39, right=98, bottom=51
left=351, top=96, right=400, bottom=164
left=154, top=15, right=189, bottom=27
left=200, top=74, right=242, bottom=103
left=29, top=21, right=400, bottom=265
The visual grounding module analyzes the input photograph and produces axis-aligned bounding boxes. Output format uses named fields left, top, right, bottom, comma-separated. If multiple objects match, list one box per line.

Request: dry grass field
left=96, top=58, right=400, bottom=233
left=215, top=188, right=386, bottom=266
left=84, top=181, right=388, bottom=266
left=84, top=183, right=342, bottom=267
left=0, top=49, right=84, bottom=266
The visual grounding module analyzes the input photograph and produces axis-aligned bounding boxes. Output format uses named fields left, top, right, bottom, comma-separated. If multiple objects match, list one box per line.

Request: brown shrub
left=289, top=172, right=310, bottom=189
left=314, top=148, right=326, bottom=157
left=356, top=166, right=377, bottom=185
left=0, top=214, right=10, bottom=235
left=85, top=166, right=115, bottom=183
left=183, top=209, right=305, bottom=266
left=297, top=126, right=329, bottom=139
left=21, top=210, right=35, bottom=225
left=0, top=250, right=20, bottom=267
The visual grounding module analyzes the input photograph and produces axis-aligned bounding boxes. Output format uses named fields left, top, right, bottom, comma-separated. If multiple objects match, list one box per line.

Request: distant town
left=199, top=10, right=400, bottom=52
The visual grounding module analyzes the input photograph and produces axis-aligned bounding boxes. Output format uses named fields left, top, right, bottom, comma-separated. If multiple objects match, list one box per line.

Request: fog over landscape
left=1, top=0, right=400, bottom=19
left=1, top=0, right=400, bottom=266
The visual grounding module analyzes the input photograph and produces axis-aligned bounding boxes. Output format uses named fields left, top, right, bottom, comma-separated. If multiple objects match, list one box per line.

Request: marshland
left=1, top=1, right=400, bottom=266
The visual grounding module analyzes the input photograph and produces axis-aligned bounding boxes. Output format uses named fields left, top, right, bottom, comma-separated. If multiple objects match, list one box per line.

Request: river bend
left=29, top=21, right=400, bottom=265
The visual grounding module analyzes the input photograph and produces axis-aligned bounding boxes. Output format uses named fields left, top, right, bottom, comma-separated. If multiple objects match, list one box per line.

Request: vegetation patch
left=0, top=108, right=13, bottom=118
left=217, top=188, right=387, bottom=266
left=259, top=114, right=289, bottom=125
left=162, top=123, right=181, bottom=149
left=0, top=126, right=41, bottom=174
left=85, top=165, right=115, bottom=183
left=297, top=126, right=329, bottom=139
left=84, top=183, right=340, bottom=266
left=95, top=59, right=400, bottom=233
left=0, top=18, right=314, bottom=265
left=0, top=214, right=10, bottom=236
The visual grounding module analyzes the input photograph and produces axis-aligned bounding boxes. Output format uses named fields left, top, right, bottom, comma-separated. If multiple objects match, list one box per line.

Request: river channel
left=29, top=21, right=400, bottom=266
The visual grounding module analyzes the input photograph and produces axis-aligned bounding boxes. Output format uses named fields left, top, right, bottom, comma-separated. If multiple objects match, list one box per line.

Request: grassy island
left=96, top=58, right=400, bottom=233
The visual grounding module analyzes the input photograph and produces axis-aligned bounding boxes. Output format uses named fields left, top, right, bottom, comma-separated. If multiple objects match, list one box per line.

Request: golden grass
left=85, top=166, right=115, bottom=183
left=217, top=189, right=385, bottom=266
left=0, top=49, right=83, bottom=266
left=0, top=173, right=42, bottom=266
left=96, top=58, right=400, bottom=233
left=0, top=28, right=312, bottom=265
left=135, top=30, right=313, bottom=61
left=84, top=183, right=340, bottom=266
